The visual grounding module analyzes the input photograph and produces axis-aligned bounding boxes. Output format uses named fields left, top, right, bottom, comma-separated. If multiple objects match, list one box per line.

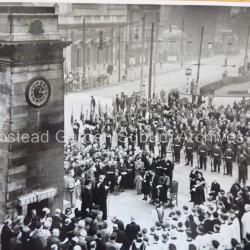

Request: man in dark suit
left=81, top=180, right=93, bottom=218
left=92, top=175, right=108, bottom=220
left=95, top=232, right=106, bottom=250
left=113, top=224, right=129, bottom=250
left=125, top=217, right=141, bottom=244
left=1, top=219, right=14, bottom=250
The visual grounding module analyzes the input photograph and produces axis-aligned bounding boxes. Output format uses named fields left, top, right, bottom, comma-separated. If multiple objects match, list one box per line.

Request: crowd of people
left=1, top=191, right=250, bottom=250
left=1, top=88, right=250, bottom=249
left=64, top=90, right=250, bottom=248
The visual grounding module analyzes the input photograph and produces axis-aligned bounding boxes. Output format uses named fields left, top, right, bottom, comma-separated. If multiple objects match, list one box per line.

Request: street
left=78, top=53, right=242, bottom=98
left=65, top=51, right=249, bottom=229
left=65, top=53, right=244, bottom=138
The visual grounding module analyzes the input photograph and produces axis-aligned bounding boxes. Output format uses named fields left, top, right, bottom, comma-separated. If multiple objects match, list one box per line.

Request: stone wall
left=4, top=62, right=65, bottom=219
left=0, top=68, right=11, bottom=223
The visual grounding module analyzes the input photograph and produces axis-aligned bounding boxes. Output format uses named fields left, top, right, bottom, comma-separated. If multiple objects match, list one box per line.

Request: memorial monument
left=0, top=5, right=70, bottom=222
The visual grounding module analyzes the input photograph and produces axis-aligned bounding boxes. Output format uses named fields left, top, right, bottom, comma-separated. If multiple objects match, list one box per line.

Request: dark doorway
left=27, top=199, right=49, bottom=217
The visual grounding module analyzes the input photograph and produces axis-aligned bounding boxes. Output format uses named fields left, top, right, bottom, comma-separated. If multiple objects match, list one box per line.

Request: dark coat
left=81, top=187, right=93, bottom=218
left=125, top=222, right=141, bottom=243
left=141, top=172, right=152, bottom=195
left=96, top=238, right=106, bottom=250
left=92, top=182, right=108, bottom=220
left=114, top=219, right=125, bottom=231
left=1, top=225, right=14, bottom=250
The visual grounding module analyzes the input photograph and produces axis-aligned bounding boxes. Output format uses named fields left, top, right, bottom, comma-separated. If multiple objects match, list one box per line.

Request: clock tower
left=0, top=6, right=70, bottom=222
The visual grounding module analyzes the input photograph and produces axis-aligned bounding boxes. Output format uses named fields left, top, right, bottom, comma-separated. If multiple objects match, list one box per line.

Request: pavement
left=65, top=52, right=244, bottom=139
left=69, top=53, right=243, bottom=99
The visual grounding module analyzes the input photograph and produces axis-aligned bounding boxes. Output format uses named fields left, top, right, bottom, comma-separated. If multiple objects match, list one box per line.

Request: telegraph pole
left=153, top=14, right=160, bottom=98
left=110, top=28, right=114, bottom=65
left=71, top=30, right=75, bottom=73
left=243, top=24, right=250, bottom=70
left=180, top=18, right=184, bottom=67
left=118, top=25, right=121, bottom=82
left=140, top=14, right=145, bottom=95
left=82, top=18, right=86, bottom=81
left=196, top=25, right=204, bottom=83
left=148, top=22, right=154, bottom=100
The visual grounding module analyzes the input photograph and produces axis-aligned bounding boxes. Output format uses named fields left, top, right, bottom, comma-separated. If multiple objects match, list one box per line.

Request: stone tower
left=0, top=5, right=70, bottom=222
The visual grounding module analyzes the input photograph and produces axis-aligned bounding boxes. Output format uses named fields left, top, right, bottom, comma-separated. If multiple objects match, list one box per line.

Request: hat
left=65, top=208, right=72, bottom=216
left=231, top=238, right=239, bottom=247
left=211, top=240, right=220, bottom=249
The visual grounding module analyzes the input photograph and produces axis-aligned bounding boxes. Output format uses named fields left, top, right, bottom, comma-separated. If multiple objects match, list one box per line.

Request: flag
left=98, top=101, right=102, bottom=117
left=71, top=107, right=74, bottom=125
left=80, top=104, right=84, bottom=123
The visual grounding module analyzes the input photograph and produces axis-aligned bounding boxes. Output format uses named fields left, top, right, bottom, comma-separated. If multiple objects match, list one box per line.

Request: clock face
left=25, top=77, right=51, bottom=108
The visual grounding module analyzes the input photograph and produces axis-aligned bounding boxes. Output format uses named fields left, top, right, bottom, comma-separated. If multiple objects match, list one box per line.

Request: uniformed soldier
left=173, top=137, right=182, bottom=163
left=198, top=142, right=208, bottom=170
left=148, top=131, right=156, bottom=155
left=185, top=138, right=194, bottom=167
left=160, top=132, right=168, bottom=158
left=105, top=124, right=113, bottom=150
left=212, top=144, right=222, bottom=173
left=224, top=147, right=234, bottom=176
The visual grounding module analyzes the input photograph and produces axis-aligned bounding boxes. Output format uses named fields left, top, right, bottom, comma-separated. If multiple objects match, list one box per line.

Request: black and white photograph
left=1, top=1, right=250, bottom=249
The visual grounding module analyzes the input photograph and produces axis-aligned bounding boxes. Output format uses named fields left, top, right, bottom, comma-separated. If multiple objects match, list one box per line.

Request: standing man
left=173, top=137, right=181, bottom=163
left=212, top=144, right=222, bottom=173
left=125, top=217, right=141, bottom=245
left=142, top=171, right=152, bottom=201
left=72, top=119, right=80, bottom=141
left=81, top=180, right=93, bottom=218
left=185, top=138, right=194, bottom=167
left=238, top=153, right=248, bottom=186
left=160, top=133, right=168, bottom=158
left=224, top=147, right=234, bottom=176
left=164, top=158, right=174, bottom=183
left=105, top=123, right=113, bottom=150
left=198, top=141, right=208, bottom=170
left=0, top=219, right=14, bottom=250
left=115, top=94, right=120, bottom=112
left=92, top=175, right=108, bottom=220
left=91, top=96, right=96, bottom=112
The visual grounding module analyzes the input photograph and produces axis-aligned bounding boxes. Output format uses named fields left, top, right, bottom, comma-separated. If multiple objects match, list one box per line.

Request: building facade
left=56, top=4, right=128, bottom=88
